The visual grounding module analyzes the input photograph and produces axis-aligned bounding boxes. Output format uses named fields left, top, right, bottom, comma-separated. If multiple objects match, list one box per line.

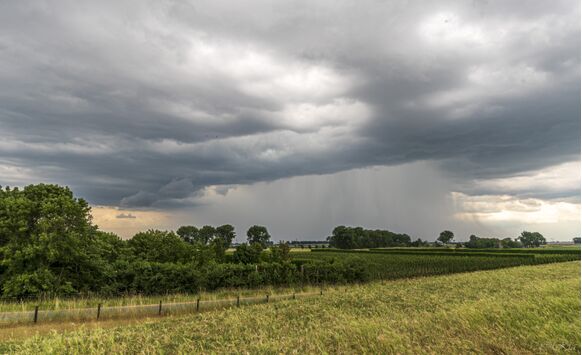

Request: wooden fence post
left=196, top=298, right=200, bottom=312
left=237, top=295, right=240, bottom=307
left=266, top=294, right=269, bottom=303
left=97, top=303, right=101, bottom=320
left=292, top=292, right=296, bottom=300
left=158, top=300, right=162, bottom=315
left=33, top=305, right=39, bottom=323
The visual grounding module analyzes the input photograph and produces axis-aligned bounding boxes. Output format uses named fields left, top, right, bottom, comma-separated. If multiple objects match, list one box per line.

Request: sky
left=0, top=0, right=579, bottom=242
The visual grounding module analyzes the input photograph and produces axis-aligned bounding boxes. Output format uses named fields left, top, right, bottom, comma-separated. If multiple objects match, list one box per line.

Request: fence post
left=97, top=303, right=101, bottom=320
left=292, top=292, right=296, bottom=300
left=237, top=295, right=240, bottom=307
left=33, top=305, right=39, bottom=323
left=320, top=286, right=323, bottom=296
left=158, top=300, right=162, bottom=316
left=266, top=294, right=269, bottom=303
left=196, top=298, right=200, bottom=312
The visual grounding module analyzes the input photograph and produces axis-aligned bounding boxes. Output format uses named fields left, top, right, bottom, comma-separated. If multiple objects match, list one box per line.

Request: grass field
left=1, top=261, right=579, bottom=354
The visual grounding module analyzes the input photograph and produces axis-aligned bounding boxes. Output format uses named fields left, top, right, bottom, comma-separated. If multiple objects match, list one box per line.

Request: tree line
left=437, top=230, right=546, bottom=248
left=328, top=228, right=546, bottom=249
left=0, top=184, right=550, bottom=298
left=0, top=184, right=361, bottom=298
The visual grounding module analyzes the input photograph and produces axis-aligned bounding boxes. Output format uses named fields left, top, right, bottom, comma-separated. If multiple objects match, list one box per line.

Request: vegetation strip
left=2, top=262, right=579, bottom=354
left=1, top=184, right=577, bottom=300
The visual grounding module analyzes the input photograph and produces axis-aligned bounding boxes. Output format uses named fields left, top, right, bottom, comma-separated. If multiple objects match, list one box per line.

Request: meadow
left=1, top=261, right=579, bottom=354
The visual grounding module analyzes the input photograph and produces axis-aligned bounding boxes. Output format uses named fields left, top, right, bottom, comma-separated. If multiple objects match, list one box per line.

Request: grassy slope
left=3, top=261, right=580, bottom=354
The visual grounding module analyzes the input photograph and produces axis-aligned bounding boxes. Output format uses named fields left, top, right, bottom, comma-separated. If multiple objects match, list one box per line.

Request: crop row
left=369, top=248, right=581, bottom=254
left=297, top=250, right=579, bottom=281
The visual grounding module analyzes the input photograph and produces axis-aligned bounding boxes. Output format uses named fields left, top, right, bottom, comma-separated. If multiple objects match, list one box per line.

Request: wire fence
left=0, top=290, right=323, bottom=326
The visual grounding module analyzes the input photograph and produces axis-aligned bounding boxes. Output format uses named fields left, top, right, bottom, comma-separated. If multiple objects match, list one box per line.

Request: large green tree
left=198, top=225, right=216, bottom=245
left=176, top=226, right=199, bottom=244
left=0, top=184, right=106, bottom=297
left=517, top=231, right=546, bottom=248
left=246, top=225, right=271, bottom=249
left=437, top=230, right=454, bottom=245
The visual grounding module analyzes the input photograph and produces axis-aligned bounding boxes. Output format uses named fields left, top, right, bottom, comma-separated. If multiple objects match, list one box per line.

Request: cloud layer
left=0, top=1, right=579, bottom=239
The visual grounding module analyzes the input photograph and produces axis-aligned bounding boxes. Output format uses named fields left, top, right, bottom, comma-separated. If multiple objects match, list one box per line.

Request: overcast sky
left=0, top=0, right=579, bottom=241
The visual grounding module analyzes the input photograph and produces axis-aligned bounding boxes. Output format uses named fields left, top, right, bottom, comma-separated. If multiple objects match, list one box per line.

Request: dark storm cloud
left=0, top=0, right=579, bottom=208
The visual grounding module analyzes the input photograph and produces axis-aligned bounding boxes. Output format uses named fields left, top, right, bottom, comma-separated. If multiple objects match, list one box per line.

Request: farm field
left=0, top=248, right=578, bottom=316
left=1, top=261, right=579, bottom=354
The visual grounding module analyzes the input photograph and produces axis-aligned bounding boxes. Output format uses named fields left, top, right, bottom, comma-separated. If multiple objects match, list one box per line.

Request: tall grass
left=0, top=284, right=325, bottom=313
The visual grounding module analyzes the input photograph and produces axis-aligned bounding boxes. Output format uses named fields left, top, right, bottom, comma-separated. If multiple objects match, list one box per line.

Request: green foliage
left=0, top=184, right=106, bottom=297
left=303, top=249, right=579, bottom=280
left=7, top=262, right=579, bottom=354
left=176, top=224, right=235, bottom=261
left=211, top=224, right=236, bottom=260
left=176, top=226, right=198, bottom=243
left=437, top=230, right=454, bottom=244
left=327, top=226, right=412, bottom=249
left=198, top=225, right=216, bottom=245
left=410, top=238, right=429, bottom=247
left=501, top=237, right=522, bottom=248
left=232, top=243, right=263, bottom=264
left=246, top=225, right=271, bottom=249
left=464, top=235, right=523, bottom=248
left=0, top=184, right=573, bottom=299
left=128, top=230, right=192, bottom=263
left=269, top=242, right=290, bottom=262
left=518, top=231, right=546, bottom=248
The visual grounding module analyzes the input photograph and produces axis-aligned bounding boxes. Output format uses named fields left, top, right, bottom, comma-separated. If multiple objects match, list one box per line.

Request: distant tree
left=465, top=235, right=500, bottom=248
left=246, top=225, right=271, bottom=249
left=327, top=226, right=357, bottom=249
left=328, top=226, right=412, bottom=249
left=517, top=231, right=546, bottom=248
left=411, top=238, right=428, bottom=247
left=215, top=224, right=236, bottom=245
left=437, top=230, right=454, bottom=245
left=176, top=225, right=199, bottom=244
left=501, top=237, right=522, bottom=248
left=212, top=224, right=236, bottom=260
left=197, top=225, right=216, bottom=245
left=573, top=237, right=581, bottom=244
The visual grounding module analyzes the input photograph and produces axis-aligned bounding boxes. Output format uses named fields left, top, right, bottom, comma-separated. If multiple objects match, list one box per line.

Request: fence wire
left=0, top=291, right=322, bottom=326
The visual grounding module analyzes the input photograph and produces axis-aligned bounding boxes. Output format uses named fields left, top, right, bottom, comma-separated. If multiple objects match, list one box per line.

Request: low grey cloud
left=0, top=0, right=579, bottom=219
left=116, top=213, right=137, bottom=219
